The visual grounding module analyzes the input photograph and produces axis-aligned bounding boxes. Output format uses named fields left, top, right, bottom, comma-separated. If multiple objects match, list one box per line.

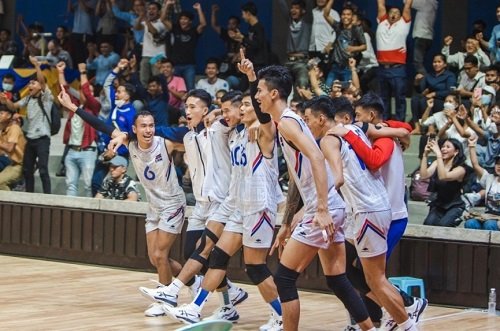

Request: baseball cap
left=108, top=155, right=128, bottom=167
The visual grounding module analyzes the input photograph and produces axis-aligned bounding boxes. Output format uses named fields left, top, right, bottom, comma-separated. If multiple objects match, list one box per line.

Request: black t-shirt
left=220, top=28, right=240, bottom=57
left=170, top=24, right=200, bottom=65
left=243, top=22, right=268, bottom=67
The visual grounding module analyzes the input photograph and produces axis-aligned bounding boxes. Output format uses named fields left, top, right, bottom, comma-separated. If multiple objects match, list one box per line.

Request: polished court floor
left=0, top=255, right=497, bottom=331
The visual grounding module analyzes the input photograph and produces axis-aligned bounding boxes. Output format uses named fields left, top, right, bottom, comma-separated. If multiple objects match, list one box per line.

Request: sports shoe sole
left=139, top=287, right=177, bottom=307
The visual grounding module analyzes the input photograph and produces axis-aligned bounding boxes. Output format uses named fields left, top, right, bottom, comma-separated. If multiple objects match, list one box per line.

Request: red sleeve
left=384, top=119, right=412, bottom=132
left=82, top=82, right=101, bottom=115
left=343, top=131, right=394, bottom=171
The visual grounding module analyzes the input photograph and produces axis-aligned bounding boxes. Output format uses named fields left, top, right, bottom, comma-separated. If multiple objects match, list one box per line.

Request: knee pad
left=274, top=263, right=300, bottom=303
left=326, top=274, right=368, bottom=323
left=208, top=246, right=231, bottom=270
left=246, top=264, right=272, bottom=285
left=184, top=230, right=204, bottom=261
left=190, top=228, right=219, bottom=267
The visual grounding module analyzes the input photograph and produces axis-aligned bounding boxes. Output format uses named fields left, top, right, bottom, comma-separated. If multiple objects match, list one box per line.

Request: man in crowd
left=95, top=155, right=140, bottom=201
left=0, top=105, right=26, bottom=191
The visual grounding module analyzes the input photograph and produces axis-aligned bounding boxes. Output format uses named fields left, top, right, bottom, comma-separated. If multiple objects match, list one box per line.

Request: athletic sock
left=269, top=298, right=282, bottom=316
left=220, top=290, right=231, bottom=306
left=193, top=288, right=210, bottom=310
left=398, top=318, right=417, bottom=331
left=167, top=278, right=184, bottom=296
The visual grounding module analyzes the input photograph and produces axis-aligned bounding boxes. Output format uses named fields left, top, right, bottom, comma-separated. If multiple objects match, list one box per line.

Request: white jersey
left=380, top=141, right=408, bottom=220
left=278, top=109, right=345, bottom=214
left=128, top=136, right=185, bottom=210
left=202, top=120, right=233, bottom=203
left=229, top=125, right=283, bottom=216
left=183, top=128, right=209, bottom=202
left=337, top=124, right=390, bottom=214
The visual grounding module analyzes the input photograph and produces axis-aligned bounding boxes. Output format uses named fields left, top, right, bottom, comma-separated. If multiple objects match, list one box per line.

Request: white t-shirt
left=195, top=78, right=229, bottom=100
left=141, top=19, right=166, bottom=57
left=309, top=7, right=340, bottom=52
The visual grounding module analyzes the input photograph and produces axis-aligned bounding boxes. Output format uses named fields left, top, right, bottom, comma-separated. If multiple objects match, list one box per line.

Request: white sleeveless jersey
left=202, top=120, right=233, bottom=203
left=380, top=141, right=408, bottom=220
left=278, top=109, right=345, bottom=214
left=183, top=128, right=209, bottom=202
left=129, top=136, right=185, bottom=210
left=338, top=124, right=390, bottom=214
left=229, top=125, right=283, bottom=216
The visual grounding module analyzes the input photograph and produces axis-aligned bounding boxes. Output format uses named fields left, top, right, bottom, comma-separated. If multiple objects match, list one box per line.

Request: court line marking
left=420, top=309, right=481, bottom=322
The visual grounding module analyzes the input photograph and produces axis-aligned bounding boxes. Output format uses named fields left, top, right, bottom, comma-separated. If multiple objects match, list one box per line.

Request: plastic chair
left=389, top=276, right=426, bottom=299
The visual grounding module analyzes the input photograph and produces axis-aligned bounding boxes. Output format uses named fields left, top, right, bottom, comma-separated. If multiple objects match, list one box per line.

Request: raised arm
left=402, top=0, right=412, bottom=21
left=29, top=56, right=46, bottom=90
left=210, top=4, right=221, bottom=35
left=193, top=2, right=207, bottom=34
left=323, top=0, right=336, bottom=26
left=430, top=140, right=466, bottom=181
left=56, top=61, right=68, bottom=86
left=377, top=0, right=387, bottom=20
left=160, top=0, right=174, bottom=31
left=467, top=135, right=485, bottom=177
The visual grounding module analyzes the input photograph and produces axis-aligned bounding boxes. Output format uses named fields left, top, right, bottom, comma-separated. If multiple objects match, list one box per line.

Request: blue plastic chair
left=389, top=276, right=426, bottom=299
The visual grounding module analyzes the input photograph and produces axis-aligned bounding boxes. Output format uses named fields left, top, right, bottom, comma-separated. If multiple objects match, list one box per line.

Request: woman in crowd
left=420, top=138, right=467, bottom=227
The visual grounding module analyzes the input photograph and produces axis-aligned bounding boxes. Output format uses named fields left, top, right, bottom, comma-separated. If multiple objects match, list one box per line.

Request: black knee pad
left=208, top=246, right=231, bottom=270
left=326, top=274, right=369, bottom=323
left=246, top=264, right=272, bottom=285
left=190, top=228, right=219, bottom=268
left=274, top=263, right=300, bottom=303
left=184, top=230, right=204, bottom=261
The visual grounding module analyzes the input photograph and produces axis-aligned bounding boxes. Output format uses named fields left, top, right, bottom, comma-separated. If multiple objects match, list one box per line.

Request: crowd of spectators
left=0, top=0, right=498, bottom=231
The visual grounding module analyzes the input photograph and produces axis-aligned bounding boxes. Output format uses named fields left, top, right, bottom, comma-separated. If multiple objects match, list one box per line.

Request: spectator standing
left=456, top=55, right=486, bottom=104
left=158, top=58, right=187, bottom=110
left=0, top=56, right=53, bottom=194
left=59, top=62, right=100, bottom=197
left=0, top=106, right=26, bottom=191
left=277, top=0, right=311, bottom=91
left=407, top=0, right=438, bottom=77
left=111, top=0, right=146, bottom=61
left=375, top=0, right=413, bottom=121
left=195, top=58, right=229, bottom=101
left=0, top=29, right=17, bottom=57
left=95, top=0, right=118, bottom=46
left=86, top=41, right=120, bottom=86
left=323, top=0, right=366, bottom=86
left=67, top=0, right=97, bottom=65
left=46, top=40, right=74, bottom=68
left=95, top=155, right=140, bottom=201
left=420, top=138, right=467, bottom=227
left=135, top=1, right=167, bottom=87
left=489, top=4, right=500, bottom=65
left=162, top=0, right=207, bottom=91
left=309, top=0, right=340, bottom=61
left=442, top=35, right=491, bottom=72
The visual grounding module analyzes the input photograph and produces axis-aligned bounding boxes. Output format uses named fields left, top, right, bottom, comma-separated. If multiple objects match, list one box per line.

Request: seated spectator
left=297, top=58, right=331, bottom=100
left=468, top=85, right=495, bottom=132
left=0, top=28, right=17, bottom=58
left=158, top=58, right=186, bottom=110
left=485, top=65, right=500, bottom=101
left=0, top=105, right=26, bottom=191
left=441, top=35, right=490, bottom=72
left=214, top=89, right=227, bottom=109
left=95, top=155, right=140, bottom=201
left=456, top=55, right=486, bottom=104
left=132, top=68, right=171, bottom=127
left=46, top=39, right=74, bottom=68
left=19, top=21, right=47, bottom=58
left=472, top=105, right=500, bottom=174
left=195, top=58, right=229, bottom=101
left=87, top=41, right=120, bottom=86
left=420, top=138, right=467, bottom=227
left=465, top=137, right=500, bottom=231
left=1, top=74, right=20, bottom=102
left=489, top=4, right=500, bottom=64
left=411, top=53, right=457, bottom=133
left=162, top=1, right=207, bottom=90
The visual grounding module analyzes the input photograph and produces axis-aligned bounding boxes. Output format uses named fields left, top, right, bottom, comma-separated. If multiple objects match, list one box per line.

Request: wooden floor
left=0, top=255, right=498, bottom=331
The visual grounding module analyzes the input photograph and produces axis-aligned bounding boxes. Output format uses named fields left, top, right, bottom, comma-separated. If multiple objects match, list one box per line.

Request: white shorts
left=352, top=210, right=391, bottom=258
left=208, top=200, right=233, bottom=225
left=187, top=200, right=219, bottom=231
left=291, top=208, right=345, bottom=250
left=145, top=204, right=186, bottom=234
left=225, top=209, right=276, bottom=248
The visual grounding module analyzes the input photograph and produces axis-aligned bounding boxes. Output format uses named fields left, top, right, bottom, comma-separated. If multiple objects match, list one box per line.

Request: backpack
left=37, top=97, right=61, bottom=136
left=409, top=168, right=431, bottom=201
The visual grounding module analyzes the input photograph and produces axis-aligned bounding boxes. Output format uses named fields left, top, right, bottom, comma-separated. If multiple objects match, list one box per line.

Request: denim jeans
left=378, top=65, right=407, bottom=121
left=464, top=218, right=500, bottom=231
left=23, top=136, right=51, bottom=194
left=325, top=63, right=353, bottom=88
left=175, top=64, right=196, bottom=91
left=65, top=149, right=97, bottom=197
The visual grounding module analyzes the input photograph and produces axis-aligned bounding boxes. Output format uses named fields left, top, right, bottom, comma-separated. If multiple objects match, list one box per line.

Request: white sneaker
left=139, top=285, right=177, bottom=307
left=228, top=286, right=248, bottom=306
left=203, top=305, right=240, bottom=323
left=164, top=303, right=201, bottom=325
left=259, top=313, right=275, bottom=331
left=267, top=317, right=283, bottom=331
left=144, top=302, right=166, bottom=317
left=380, top=308, right=398, bottom=331
left=342, top=324, right=361, bottom=331
left=406, top=297, right=428, bottom=324
left=188, top=275, right=204, bottom=301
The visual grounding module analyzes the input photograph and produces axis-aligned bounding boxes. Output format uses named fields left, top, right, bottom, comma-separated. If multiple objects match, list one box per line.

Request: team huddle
left=57, top=53, right=427, bottom=331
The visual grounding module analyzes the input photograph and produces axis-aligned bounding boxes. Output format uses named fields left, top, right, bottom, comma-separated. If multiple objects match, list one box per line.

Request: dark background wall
left=0, top=0, right=498, bottom=72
